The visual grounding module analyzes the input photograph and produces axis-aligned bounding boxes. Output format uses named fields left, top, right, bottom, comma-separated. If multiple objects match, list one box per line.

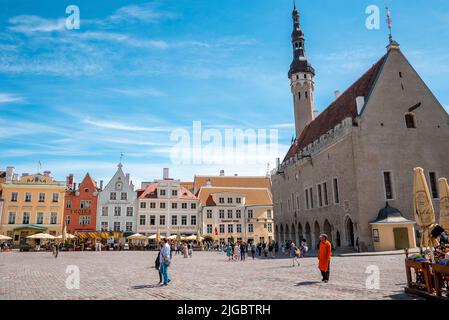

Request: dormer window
left=405, top=113, right=416, bottom=129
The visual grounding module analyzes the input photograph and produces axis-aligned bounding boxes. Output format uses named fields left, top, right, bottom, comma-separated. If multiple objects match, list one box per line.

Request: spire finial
left=293, top=0, right=296, bottom=10
left=386, top=6, right=393, bottom=44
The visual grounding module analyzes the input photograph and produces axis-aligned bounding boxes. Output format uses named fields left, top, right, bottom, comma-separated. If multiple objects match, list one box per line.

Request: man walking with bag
left=159, top=238, right=171, bottom=286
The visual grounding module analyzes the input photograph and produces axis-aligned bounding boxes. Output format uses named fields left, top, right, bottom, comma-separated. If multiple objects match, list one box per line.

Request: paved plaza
left=0, top=251, right=417, bottom=300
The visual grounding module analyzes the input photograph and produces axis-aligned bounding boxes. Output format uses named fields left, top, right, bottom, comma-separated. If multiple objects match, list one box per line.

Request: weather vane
left=386, top=7, right=393, bottom=43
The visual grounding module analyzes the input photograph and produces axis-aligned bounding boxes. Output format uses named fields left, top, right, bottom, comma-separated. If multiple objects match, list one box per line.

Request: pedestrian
left=240, top=242, right=246, bottom=261
left=52, top=242, right=59, bottom=258
left=188, top=243, right=193, bottom=258
left=250, top=242, right=256, bottom=259
left=291, top=242, right=301, bottom=267
left=155, top=243, right=163, bottom=285
left=159, top=238, right=171, bottom=286
left=226, top=243, right=233, bottom=261
left=234, top=242, right=240, bottom=261
left=300, top=238, right=308, bottom=258
left=268, top=242, right=274, bottom=258
left=356, top=237, right=360, bottom=252
left=257, top=243, right=262, bottom=256
left=318, top=234, right=332, bottom=283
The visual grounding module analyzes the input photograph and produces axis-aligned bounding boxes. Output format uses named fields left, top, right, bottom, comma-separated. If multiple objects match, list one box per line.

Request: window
left=182, top=203, right=187, bottom=209
left=323, top=182, right=329, bottom=206
left=309, top=187, right=314, bottom=208
left=207, top=224, right=213, bottom=234
left=52, top=193, right=59, bottom=203
left=22, top=212, right=30, bottom=224
left=227, top=224, right=233, bottom=233
left=11, top=192, right=18, bottom=202
left=150, top=215, right=156, bottom=225
left=36, top=212, right=44, bottom=224
left=333, top=178, right=340, bottom=204
left=181, top=215, right=187, bottom=225
left=160, top=189, right=166, bottom=196
left=305, top=189, right=310, bottom=210
left=84, top=188, right=89, bottom=193
left=160, top=202, right=166, bottom=209
left=191, top=203, right=196, bottom=210
left=268, top=223, right=272, bottom=232
left=66, top=200, right=72, bottom=209
left=219, top=197, right=224, bottom=204
left=121, top=192, right=127, bottom=200
left=65, top=215, right=71, bottom=226
left=114, top=206, right=121, bottom=216
left=171, top=215, right=177, bottom=226
left=126, top=207, right=133, bottom=217
left=126, top=222, right=133, bottom=232
left=172, top=189, right=178, bottom=196
left=191, top=215, right=196, bottom=225
left=248, top=224, right=254, bottom=233
left=248, top=209, right=253, bottom=219
left=149, top=202, right=156, bottom=209
left=50, top=212, right=57, bottom=224
left=160, top=215, right=166, bottom=225
left=110, top=192, right=116, bottom=200
left=383, top=171, right=394, bottom=200
left=79, top=216, right=91, bottom=225
left=113, top=222, right=121, bottom=232
left=39, top=193, right=45, bottom=202
left=80, top=200, right=91, bottom=209
left=219, top=224, right=225, bottom=234
left=305, top=91, right=308, bottom=99
left=227, top=197, right=233, bottom=204
left=8, top=212, right=16, bottom=224
left=298, top=92, right=301, bottom=100
left=399, top=72, right=403, bottom=78
left=140, top=202, right=146, bottom=209
left=405, top=113, right=416, bottom=128
left=115, top=182, right=122, bottom=190
left=101, top=222, right=108, bottom=231
left=236, top=224, right=242, bottom=233
left=219, top=209, right=225, bottom=219
left=373, top=229, right=380, bottom=242
left=206, top=209, right=213, bottom=219
left=236, top=209, right=242, bottom=219
left=236, top=197, right=241, bottom=204
left=429, top=172, right=439, bottom=199
left=102, top=206, right=108, bottom=216
left=267, top=209, right=272, bottom=219
left=25, top=193, right=32, bottom=202
left=227, top=210, right=233, bottom=219
left=140, top=215, right=146, bottom=225
left=172, top=202, right=178, bottom=209
left=318, top=184, right=323, bottom=207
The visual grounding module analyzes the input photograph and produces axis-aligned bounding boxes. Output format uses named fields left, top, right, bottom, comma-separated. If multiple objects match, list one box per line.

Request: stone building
left=195, top=173, right=274, bottom=244
left=96, top=163, right=137, bottom=236
left=137, top=168, right=200, bottom=237
left=271, top=5, right=449, bottom=251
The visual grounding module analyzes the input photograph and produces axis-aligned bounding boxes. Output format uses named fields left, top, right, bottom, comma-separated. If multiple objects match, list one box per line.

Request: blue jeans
left=160, top=262, right=170, bottom=285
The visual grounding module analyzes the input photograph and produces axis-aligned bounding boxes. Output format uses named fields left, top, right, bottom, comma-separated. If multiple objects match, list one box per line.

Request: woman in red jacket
left=318, top=234, right=332, bottom=283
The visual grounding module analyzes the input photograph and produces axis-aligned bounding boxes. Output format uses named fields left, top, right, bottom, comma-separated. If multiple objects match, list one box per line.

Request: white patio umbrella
left=0, top=235, right=12, bottom=241
left=439, top=178, right=449, bottom=231
left=186, top=234, right=198, bottom=241
left=126, top=233, right=148, bottom=240
left=167, top=235, right=177, bottom=240
left=55, top=233, right=76, bottom=239
left=27, top=233, right=55, bottom=240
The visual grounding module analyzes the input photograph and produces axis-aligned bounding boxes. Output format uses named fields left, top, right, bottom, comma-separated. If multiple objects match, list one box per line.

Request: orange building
left=64, top=173, right=99, bottom=234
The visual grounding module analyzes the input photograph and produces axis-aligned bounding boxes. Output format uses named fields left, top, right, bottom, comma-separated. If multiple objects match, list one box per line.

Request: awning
left=13, top=225, right=47, bottom=232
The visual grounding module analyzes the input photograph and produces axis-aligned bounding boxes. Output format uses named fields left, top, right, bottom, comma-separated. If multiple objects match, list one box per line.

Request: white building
left=96, top=163, right=137, bottom=236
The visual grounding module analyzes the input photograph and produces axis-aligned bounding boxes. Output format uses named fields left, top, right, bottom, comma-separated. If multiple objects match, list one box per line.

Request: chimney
left=5, top=166, right=14, bottom=182
left=43, top=171, right=51, bottom=177
left=206, top=178, right=211, bottom=187
left=276, top=157, right=280, bottom=170
left=100, top=180, right=104, bottom=190
left=219, top=170, right=225, bottom=176
left=22, top=173, right=29, bottom=177
left=73, top=183, right=77, bottom=190
left=163, top=168, right=169, bottom=180
left=334, top=90, right=341, bottom=99
left=66, top=174, right=74, bottom=190
left=356, top=96, right=365, bottom=115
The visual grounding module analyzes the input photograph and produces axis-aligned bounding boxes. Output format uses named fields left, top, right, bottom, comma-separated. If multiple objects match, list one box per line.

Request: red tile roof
left=138, top=182, right=197, bottom=200
left=284, top=54, right=387, bottom=161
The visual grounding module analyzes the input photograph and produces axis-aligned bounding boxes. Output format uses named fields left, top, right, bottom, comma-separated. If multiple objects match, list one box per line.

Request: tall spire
left=288, top=2, right=314, bottom=78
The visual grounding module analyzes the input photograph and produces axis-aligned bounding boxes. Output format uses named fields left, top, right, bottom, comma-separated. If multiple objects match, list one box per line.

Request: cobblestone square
left=0, top=251, right=416, bottom=300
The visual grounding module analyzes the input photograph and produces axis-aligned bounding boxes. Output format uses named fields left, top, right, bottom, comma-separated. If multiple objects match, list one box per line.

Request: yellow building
left=0, top=171, right=66, bottom=244
left=195, top=174, right=274, bottom=244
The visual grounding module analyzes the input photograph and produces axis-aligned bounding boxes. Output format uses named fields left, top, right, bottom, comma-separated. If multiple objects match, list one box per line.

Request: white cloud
left=83, top=118, right=169, bottom=132
left=8, top=15, right=65, bottom=34
left=109, top=87, right=165, bottom=97
left=271, top=123, right=294, bottom=129
left=0, top=93, right=24, bottom=103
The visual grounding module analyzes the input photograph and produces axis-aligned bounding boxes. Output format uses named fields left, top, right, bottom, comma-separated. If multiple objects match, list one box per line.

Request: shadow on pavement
left=131, top=284, right=160, bottom=290
left=295, top=281, right=321, bottom=286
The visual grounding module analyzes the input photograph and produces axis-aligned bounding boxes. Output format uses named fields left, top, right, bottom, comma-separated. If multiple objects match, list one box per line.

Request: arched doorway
left=305, top=223, right=311, bottom=245
left=336, top=231, right=341, bottom=247
left=280, top=225, right=284, bottom=243
left=314, top=221, right=321, bottom=250
left=324, top=220, right=333, bottom=244
left=291, top=224, right=296, bottom=244
left=285, top=224, right=290, bottom=242
left=298, top=223, right=303, bottom=241
left=345, top=217, right=355, bottom=247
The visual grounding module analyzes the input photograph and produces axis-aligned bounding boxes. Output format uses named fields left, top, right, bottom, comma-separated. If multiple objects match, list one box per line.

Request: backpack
left=294, top=247, right=301, bottom=255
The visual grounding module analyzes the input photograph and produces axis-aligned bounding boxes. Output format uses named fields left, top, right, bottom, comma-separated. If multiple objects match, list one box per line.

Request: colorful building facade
left=0, top=169, right=66, bottom=244
left=64, top=173, right=99, bottom=234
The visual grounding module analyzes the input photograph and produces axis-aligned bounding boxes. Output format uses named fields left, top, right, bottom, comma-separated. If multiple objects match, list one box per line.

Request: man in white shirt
left=159, top=239, right=171, bottom=286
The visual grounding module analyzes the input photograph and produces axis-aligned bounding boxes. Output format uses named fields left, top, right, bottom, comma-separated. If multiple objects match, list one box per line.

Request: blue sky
left=1, top=0, right=448, bottom=186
